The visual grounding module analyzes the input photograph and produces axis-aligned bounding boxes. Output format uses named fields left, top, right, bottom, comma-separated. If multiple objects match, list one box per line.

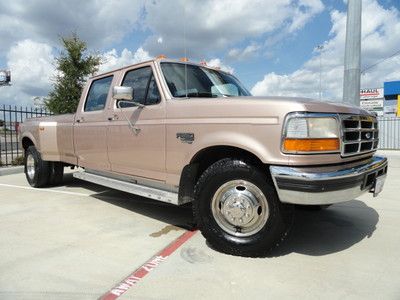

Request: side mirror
left=113, top=86, right=133, bottom=101
left=113, top=86, right=145, bottom=108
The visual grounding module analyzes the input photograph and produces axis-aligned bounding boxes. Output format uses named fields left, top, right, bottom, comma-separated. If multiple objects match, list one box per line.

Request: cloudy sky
left=0, top=0, right=399, bottom=107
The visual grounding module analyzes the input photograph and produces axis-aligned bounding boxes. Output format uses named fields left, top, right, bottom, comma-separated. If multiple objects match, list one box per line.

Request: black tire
left=48, top=162, right=64, bottom=186
left=24, top=146, right=51, bottom=188
left=193, top=158, right=293, bottom=257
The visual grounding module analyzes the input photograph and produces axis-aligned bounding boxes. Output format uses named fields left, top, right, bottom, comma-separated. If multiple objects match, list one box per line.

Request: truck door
left=74, top=75, right=114, bottom=170
left=107, top=63, right=166, bottom=181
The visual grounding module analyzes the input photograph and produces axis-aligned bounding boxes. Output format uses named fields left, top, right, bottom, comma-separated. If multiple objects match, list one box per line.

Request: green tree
left=45, top=33, right=101, bottom=114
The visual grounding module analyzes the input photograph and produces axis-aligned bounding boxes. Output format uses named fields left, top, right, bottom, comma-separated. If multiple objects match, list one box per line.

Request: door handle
left=108, top=114, right=119, bottom=121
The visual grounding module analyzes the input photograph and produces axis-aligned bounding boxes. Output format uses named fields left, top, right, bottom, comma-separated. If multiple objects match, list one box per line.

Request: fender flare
left=21, top=132, right=38, bottom=150
left=185, top=131, right=272, bottom=165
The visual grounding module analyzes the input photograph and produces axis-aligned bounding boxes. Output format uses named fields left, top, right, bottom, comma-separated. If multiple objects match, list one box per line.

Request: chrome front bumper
left=270, top=156, right=388, bottom=205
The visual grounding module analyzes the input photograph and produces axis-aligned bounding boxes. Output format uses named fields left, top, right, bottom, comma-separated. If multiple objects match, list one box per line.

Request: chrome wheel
left=211, top=180, right=269, bottom=237
left=26, top=154, right=35, bottom=180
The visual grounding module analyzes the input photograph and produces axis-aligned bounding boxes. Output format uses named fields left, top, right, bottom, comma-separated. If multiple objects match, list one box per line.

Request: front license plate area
left=373, top=175, right=386, bottom=197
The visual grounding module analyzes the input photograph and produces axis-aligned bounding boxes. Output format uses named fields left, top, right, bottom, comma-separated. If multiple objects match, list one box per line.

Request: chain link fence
left=378, top=117, right=400, bottom=149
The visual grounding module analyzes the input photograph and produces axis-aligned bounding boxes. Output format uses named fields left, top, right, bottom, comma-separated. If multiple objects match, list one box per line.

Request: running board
left=73, top=171, right=180, bottom=205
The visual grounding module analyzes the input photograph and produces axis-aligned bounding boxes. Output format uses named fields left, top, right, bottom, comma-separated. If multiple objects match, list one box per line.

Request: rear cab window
left=84, top=75, right=114, bottom=112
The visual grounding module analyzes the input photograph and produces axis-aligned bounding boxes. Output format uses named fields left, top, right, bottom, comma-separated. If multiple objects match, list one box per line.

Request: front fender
left=186, top=130, right=276, bottom=165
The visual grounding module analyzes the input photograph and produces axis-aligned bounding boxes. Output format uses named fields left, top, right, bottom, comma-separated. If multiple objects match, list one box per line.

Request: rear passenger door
left=107, top=63, right=166, bottom=181
left=74, top=75, right=114, bottom=170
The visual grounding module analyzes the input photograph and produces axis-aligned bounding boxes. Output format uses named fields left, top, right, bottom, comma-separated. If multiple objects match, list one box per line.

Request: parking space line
left=99, top=230, right=198, bottom=300
left=0, top=183, right=95, bottom=197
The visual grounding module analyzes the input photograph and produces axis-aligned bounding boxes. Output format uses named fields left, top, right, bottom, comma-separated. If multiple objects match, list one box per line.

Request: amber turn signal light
left=283, top=138, right=340, bottom=152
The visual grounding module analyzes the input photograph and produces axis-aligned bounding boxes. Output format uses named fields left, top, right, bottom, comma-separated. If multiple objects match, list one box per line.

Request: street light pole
left=343, top=0, right=362, bottom=106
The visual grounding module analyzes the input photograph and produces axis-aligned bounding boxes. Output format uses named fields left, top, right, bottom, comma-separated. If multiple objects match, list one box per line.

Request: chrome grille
left=340, top=115, right=379, bottom=157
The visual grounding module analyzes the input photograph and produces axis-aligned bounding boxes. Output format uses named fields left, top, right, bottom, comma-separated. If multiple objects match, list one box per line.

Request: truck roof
left=90, top=57, right=229, bottom=80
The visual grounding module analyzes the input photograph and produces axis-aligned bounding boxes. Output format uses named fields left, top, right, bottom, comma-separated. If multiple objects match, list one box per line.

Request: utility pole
left=343, top=0, right=362, bottom=106
left=317, top=45, right=324, bottom=100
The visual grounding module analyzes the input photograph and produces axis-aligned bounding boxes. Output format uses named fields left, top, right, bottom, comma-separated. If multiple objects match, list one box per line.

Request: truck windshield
left=160, top=62, right=251, bottom=98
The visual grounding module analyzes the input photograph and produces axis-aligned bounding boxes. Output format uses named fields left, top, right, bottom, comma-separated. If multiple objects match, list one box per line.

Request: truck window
left=84, top=76, right=113, bottom=112
left=121, top=67, right=160, bottom=106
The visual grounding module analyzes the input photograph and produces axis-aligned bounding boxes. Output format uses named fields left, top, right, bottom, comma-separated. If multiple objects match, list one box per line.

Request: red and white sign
left=360, top=88, right=383, bottom=100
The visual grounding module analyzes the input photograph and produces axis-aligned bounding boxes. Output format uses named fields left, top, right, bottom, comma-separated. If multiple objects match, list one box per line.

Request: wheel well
left=178, top=146, right=268, bottom=204
left=22, top=137, right=34, bottom=150
left=191, top=146, right=265, bottom=179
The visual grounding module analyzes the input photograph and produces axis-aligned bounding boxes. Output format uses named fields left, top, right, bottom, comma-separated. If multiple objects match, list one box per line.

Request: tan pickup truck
left=20, top=58, right=388, bottom=257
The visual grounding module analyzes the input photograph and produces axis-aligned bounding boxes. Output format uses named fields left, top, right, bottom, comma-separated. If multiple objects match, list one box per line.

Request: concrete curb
left=0, top=166, right=24, bottom=176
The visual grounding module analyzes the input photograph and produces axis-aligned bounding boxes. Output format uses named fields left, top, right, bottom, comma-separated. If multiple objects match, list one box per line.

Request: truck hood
left=230, top=96, right=372, bottom=115
left=168, top=96, right=373, bottom=122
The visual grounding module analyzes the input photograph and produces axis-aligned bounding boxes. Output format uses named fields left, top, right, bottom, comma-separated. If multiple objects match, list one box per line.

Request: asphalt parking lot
left=1, top=151, right=399, bottom=300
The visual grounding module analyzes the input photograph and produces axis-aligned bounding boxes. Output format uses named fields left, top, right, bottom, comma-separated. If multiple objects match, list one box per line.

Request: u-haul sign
left=360, top=88, right=383, bottom=100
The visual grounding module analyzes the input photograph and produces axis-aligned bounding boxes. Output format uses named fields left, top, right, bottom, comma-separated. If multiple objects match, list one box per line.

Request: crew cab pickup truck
left=20, top=58, right=388, bottom=257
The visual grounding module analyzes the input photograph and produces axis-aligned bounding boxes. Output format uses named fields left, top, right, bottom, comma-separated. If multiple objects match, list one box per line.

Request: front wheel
left=193, top=158, right=293, bottom=257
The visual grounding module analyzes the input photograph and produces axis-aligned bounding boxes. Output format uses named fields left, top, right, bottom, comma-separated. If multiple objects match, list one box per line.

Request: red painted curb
left=99, top=230, right=197, bottom=300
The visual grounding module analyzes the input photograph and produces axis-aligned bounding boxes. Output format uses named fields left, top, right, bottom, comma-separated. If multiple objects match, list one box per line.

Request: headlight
left=283, top=114, right=340, bottom=153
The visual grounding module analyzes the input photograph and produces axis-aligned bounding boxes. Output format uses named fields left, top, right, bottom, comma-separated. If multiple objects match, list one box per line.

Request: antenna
left=183, top=5, right=188, bottom=98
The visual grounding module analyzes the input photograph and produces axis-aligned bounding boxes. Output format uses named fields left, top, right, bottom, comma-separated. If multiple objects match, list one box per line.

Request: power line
left=361, top=49, right=400, bottom=74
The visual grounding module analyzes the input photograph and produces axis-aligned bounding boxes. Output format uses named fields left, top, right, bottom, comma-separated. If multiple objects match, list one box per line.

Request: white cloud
left=98, top=48, right=152, bottom=74
left=0, top=0, right=146, bottom=106
left=251, top=0, right=400, bottom=101
left=143, top=0, right=324, bottom=58
left=228, top=44, right=261, bottom=60
left=288, top=0, right=325, bottom=33
left=2, top=40, right=55, bottom=106
left=0, top=0, right=144, bottom=54
left=1, top=44, right=152, bottom=106
left=7, top=39, right=54, bottom=92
